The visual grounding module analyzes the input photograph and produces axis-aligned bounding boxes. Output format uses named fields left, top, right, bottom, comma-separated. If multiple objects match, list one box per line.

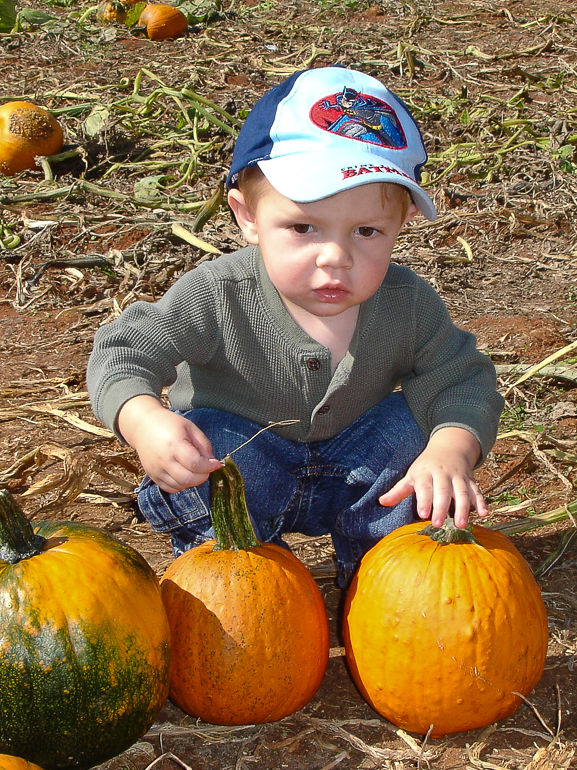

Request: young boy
left=87, top=66, right=504, bottom=586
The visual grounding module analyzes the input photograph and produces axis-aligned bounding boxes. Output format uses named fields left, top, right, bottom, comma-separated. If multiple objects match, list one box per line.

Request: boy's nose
left=316, top=240, right=353, bottom=269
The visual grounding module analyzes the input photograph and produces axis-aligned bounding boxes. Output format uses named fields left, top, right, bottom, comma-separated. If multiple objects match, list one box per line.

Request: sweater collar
left=250, top=245, right=377, bottom=356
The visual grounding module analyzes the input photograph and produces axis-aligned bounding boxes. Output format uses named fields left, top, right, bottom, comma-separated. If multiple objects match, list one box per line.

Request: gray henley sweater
left=87, top=245, right=504, bottom=460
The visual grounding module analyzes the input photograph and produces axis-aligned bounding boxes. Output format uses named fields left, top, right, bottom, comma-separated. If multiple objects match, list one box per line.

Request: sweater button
left=306, top=358, right=321, bottom=371
left=317, top=404, right=331, bottom=414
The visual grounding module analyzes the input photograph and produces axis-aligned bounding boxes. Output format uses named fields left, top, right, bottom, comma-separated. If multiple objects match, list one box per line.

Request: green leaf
left=172, top=0, right=223, bottom=24
left=84, top=105, right=110, bottom=138
left=134, top=175, right=170, bottom=199
left=125, top=1, right=145, bottom=26
left=0, top=0, right=17, bottom=31
left=18, top=7, right=57, bottom=26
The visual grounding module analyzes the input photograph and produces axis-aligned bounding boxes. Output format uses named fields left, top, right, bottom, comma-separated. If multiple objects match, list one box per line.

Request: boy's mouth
left=313, top=285, right=350, bottom=303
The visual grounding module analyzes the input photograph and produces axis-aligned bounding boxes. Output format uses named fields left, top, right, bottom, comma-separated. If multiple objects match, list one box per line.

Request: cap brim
left=258, top=150, right=437, bottom=221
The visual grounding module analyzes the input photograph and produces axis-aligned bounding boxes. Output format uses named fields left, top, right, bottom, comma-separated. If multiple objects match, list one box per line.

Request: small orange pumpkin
left=0, top=756, right=44, bottom=770
left=96, top=0, right=128, bottom=24
left=138, top=3, right=187, bottom=39
left=160, top=456, right=330, bottom=726
left=343, top=520, right=549, bottom=737
left=0, top=102, right=64, bottom=176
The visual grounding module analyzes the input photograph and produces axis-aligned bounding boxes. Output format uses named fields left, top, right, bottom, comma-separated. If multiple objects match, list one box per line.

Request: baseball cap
left=226, top=66, right=437, bottom=220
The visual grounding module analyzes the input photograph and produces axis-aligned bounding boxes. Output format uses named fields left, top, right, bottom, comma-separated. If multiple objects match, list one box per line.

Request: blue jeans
left=137, top=392, right=426, bottom=586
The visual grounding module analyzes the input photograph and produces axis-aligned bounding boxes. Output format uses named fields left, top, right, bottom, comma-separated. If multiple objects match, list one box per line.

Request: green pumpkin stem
left=210, top=455, right=260, bottom=551
left=420, top=517, right=478, bottom=545
left=0, top=489, right=46, bottom=563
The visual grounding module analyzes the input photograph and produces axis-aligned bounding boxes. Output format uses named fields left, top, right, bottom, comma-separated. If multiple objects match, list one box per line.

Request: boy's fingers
left=176, top=441, right=220, bottom=471
left=429, top=482, right=452, bottom=526
left=473, top=490, right=489, bottom=518
left=378, top=477, right=415, bottom=507
left=450, top=486, right=474, bottom=528
left=183, top=420, right=218, bottom=459
left=380, top=471, right=486, bottom=530
left=157, top=454, right=222, bottom=493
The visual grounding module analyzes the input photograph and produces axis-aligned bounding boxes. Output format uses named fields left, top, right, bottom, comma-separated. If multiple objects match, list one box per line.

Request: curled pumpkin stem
left=420, top=517, right=477, bottom=545
left=0, top=490, right=46, bottom=564
left=210, top=456, right=259, bottom=552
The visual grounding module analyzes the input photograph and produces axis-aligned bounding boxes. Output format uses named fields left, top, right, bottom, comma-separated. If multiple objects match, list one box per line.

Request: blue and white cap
left=227, top=66, right=437, bottom=220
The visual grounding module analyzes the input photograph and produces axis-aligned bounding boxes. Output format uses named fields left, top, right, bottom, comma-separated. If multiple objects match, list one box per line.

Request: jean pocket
left=137, top=483, right=211, bottom=534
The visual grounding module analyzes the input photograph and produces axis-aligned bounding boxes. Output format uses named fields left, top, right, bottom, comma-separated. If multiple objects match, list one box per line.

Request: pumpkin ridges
left=5, top=527, right=165, bottom=645
left=160, top=458, right=329, bottom=725
left=343, top=521, right=548, bottom=737
left=162, top=540, right=329, bottom=725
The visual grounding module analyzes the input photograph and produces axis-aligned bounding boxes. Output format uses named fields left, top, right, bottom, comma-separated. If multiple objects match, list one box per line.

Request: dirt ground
left=1, top=0, right=577, bottom=767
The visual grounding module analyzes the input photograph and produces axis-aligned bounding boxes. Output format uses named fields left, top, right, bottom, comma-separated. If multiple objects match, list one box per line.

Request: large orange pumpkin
left=343, top=520, right=548, bottom=737
left=0, top=102, right=64, bottom=176
left=160, top=456, right=330, bottom=725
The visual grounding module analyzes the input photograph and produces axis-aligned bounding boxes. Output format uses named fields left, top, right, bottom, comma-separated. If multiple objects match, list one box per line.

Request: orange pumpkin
left=343, top=520, right=548, bottom=737
left=0, top=756, right=44, bottom=770
left=160, top=456, right=330, bottom=725
left=0, top=102, right=64, bottom=176
left=138, top=4, right=187, bottom=39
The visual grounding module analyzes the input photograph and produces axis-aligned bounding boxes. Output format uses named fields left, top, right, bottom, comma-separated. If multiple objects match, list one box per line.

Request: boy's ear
left=228, top=189, right=259, bottom=244
left=404, top=201, right=419, bottom=225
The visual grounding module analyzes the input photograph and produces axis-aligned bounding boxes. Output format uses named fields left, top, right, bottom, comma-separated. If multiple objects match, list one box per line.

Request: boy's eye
left=357, top=226, right=378, bottom=237
left=292, top=223, right=313, bottom=234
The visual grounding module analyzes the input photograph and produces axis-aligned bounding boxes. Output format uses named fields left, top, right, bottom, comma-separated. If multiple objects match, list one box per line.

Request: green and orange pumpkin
left=96, top=0, right=128, bottom=24
left=343, top=519, right=549, bottom=737
left=0, top=490, right=171, bottom=770
left=160, top=456, right=329, bottom=725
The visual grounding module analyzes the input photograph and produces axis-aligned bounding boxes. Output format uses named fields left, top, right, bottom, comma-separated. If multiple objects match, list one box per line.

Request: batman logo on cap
left=310, top=87, right=408, bottom=150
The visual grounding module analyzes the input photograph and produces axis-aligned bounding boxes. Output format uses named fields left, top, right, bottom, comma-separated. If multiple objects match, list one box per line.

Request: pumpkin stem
left=0, top=489, right=46, bottom=563
left=420, top=517, right=478, bottom=545
left=210, top=456, right=260, bottom=551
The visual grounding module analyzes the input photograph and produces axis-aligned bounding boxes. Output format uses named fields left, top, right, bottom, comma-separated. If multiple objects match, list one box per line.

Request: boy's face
left=228, top=178, right=417, bottom=320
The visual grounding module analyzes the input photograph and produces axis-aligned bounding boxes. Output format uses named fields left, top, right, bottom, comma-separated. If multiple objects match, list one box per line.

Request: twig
left=490, top=500, right=577, bottom=535
left=502, top=340, right=577, bottom=394
left=221, top=420, right=300, bottom=461
left=495, top=364, right=577, bottom=386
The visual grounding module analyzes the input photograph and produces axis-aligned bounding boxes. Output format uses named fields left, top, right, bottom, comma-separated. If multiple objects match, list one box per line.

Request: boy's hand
left=117, top=395, right=222, bottom=493
left=378, top=427, right=486, bottom=529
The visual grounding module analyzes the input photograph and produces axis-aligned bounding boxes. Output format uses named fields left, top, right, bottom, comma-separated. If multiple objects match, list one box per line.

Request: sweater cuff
left=429, top=405, right=500, bottom=467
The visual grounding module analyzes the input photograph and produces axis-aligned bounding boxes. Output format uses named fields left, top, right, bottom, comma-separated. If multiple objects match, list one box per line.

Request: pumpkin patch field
left=1, top=0, right=577, bottom=767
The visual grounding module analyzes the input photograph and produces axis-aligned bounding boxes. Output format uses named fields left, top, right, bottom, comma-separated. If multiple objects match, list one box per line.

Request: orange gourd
left=0, top=757, right=44, bottom=770
left=160, top=456, right=330, bottom=725
left=0, top=102, right=64, bottom=176
left=138, top=4, right=187, bottom=39
left=343, top=520, right=548, bottom=737
left=96, top=0, right=128, bottom=24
